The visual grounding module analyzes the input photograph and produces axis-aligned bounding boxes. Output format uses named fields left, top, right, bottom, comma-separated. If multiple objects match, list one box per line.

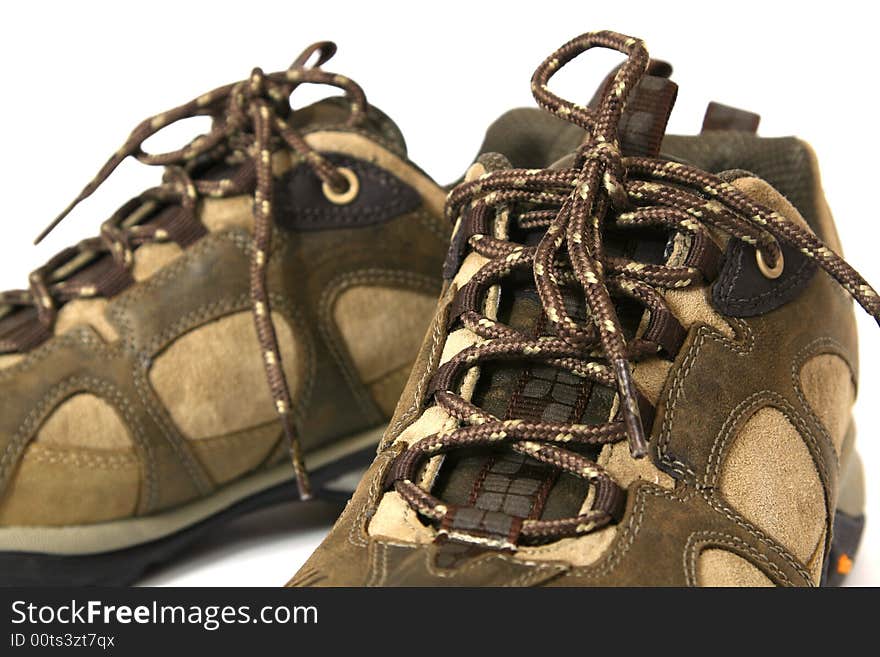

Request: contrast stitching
left=704, top=390, right=828, bottom=488
left=23, top=444, right=138, bottom=470
left=683, top=531, right=794, bottom=587
left=318, top=269, right=438, bottom=424
left=716, top=240, right=816, bottom=308
left=657, top=318, right=754, bottom=479
left=0, top=376, right=155, bottom=508
left=384, top=288, right=451, bottom=448
left=701, top=489, right=814, bottom=584
left=568, top=483, right=697, bottom=578
left=791, top=336, right=855, bottom=468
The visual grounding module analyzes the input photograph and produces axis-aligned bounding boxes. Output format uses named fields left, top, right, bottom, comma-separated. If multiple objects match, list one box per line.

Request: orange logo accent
left=837, top=554, right=853, bottom=575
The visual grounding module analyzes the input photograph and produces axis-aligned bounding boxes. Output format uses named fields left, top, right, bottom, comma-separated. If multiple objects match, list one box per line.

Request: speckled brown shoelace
left=0, top=42, right=369, bottom=499
left=391, top=30, right=880, bottom=543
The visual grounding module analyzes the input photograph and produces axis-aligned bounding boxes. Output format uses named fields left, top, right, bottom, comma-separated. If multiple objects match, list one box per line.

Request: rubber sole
left=822, top=510, right=865, bottom=587
left=0, top=445, right=374, bottom=586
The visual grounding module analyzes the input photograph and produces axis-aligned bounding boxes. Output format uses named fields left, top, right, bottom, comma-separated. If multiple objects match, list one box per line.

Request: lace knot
left=578, top=140, right=628, bottom=210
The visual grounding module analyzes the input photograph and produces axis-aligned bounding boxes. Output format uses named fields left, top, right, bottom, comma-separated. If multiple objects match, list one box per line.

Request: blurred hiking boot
left=0, top=42, right=448, bottom=585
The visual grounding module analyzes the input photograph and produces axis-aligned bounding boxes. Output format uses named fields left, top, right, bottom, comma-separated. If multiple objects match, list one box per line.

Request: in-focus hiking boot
left=0, top=42, right=448, bottom=585
left=292, top=30, right=878, bottom=587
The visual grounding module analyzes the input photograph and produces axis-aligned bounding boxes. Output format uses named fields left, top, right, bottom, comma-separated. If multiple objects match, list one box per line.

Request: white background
left=1, top=1, right=877, bottom=586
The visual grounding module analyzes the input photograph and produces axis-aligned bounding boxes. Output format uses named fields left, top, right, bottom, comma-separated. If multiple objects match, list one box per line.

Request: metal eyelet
left=756, top=248, right=784, bottom=279
left=322, top=167, right=359, bottom=205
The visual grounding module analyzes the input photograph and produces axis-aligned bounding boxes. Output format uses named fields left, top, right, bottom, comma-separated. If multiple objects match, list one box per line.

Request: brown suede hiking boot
left=0, top=42, right=448, bottom=585
left=291, top=30, right=878, bottom=587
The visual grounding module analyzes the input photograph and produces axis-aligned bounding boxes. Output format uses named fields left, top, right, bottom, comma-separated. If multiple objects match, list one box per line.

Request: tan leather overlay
left=149, top=311, right=302, bottom=440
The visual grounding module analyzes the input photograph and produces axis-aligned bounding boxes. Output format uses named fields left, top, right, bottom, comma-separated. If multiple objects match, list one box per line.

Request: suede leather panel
left=717, top=407, right=826, bottom=564
left=189, top=421, right=283, bottom=486
left=33, top=394, right=133, bottom=450
left=333, top=284, right=439, bottom=416
left=149, top=311, right=303, bottom=440
left=799, top=353, right=855, bottom=456
left=0, top=445, right=140, bottom=526
left=54, top=299, right=118, bottom=342
left=697, top=549, right=775, bottom=587
left=333, top=286, right=438, bottom=387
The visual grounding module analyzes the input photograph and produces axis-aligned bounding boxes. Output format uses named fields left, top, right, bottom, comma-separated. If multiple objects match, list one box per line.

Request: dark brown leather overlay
left=712, top=236, right=818, bottom=317
left=275, top=154, right=421, bottom=232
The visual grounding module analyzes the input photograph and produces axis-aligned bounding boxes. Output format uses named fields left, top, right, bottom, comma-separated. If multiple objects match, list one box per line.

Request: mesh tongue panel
left=434, top=249, right=655, bottom=530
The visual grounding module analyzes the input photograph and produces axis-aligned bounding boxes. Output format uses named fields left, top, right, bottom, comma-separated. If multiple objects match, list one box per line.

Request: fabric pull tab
left=617, top=74, right=678, bottom=158
left=589, top=59, right=678, bottom=158
left=701, top=101, right=760, bottom=133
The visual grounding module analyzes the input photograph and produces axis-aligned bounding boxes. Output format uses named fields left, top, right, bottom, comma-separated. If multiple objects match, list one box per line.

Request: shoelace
left=0, top=42, right=369, bottom=499
left=390, top=30, right=880, bottom=543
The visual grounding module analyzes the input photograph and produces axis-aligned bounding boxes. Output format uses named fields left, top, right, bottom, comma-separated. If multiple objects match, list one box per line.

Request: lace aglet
left=293, top=458, right=313, bottom=501
left=290, top=444, right=312, bottom=500
left=35, top=200, right=79, bottom=245
left=282, top=419, right=313, bottom=500
left=34, top=213, right=67, bottom=246
left=297, top=482, right=313, bottom=501
left=613, top=358, right=649, bottom=459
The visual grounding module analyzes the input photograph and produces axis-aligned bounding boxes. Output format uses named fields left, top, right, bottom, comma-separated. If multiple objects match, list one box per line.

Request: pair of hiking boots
left=0, top=31, right=875, bottom=587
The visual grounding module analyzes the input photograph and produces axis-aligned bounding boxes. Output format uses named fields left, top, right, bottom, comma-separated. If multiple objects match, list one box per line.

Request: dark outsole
left=822, top=510, right=865, bottom=587
left=0, top=446, right=375, bottom=586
